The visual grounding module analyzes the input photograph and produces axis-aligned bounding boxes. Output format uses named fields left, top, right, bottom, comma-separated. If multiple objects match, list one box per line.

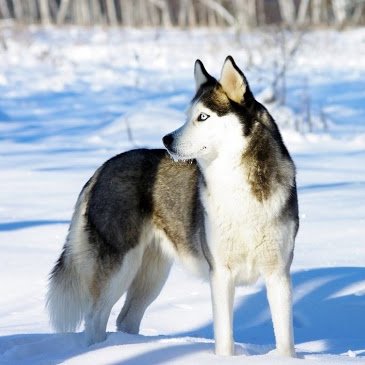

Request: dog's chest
left=203, top=181, right=259, bottom=239
left=201, top=167, right=272, bottom=280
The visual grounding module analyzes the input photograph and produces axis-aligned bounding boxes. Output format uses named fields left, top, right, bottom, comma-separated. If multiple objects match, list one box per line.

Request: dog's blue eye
left=197, top=113, right=210, bottom=122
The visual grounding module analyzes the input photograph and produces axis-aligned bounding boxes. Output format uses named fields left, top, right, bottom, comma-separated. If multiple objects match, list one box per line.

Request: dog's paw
left=85, top=330, right=107, bottom=346
left=268, top=347, right=297, bottom=358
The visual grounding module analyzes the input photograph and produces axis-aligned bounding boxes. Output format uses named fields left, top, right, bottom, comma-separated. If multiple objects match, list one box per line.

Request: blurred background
left=0, top=0, right=364, bottom=28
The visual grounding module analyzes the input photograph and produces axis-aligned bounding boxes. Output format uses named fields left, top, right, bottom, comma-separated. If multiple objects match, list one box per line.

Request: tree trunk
left=248, top=0, right=257, bottom=27
left=79, top=0, right=91, bottom=25
left=235, top=0, right=249, bottom=30
left=187, top=0, right=196, bottom=27
left=178, top=0, right=188, bottom=27
left=278, top=0, right=296, bottom=25
left=311, top=0, right=322, bottom=24
left=120, top=0, right=133, bottom=26
left=147, top=0, right=159, bottom=26
left=39, top=0, right=51, bottom=24
left=90, top=0, right=104, bottom=25
left=351, top=2, right=365, bottom=25
left=149, top=0, right=172, bottom=27
left=106, top=0, right=118, bottom=25
left=257, top=0, right=266, bottom=26
left=201, top=0, right=235, bottom=26
left=0, top=0, right=10, bottom=18
left=332, top=0, right=348, bottom=27
left=297, top=0, right=310, bottom=25
left=49, top=0, right=58, bottom=21
left=13, top=0, right=24, bottom=22
left=57, top=0, right=70, bottom=24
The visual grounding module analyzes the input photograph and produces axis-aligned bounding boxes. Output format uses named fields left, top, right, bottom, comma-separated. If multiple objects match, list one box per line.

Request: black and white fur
left=47, top=56, right=299, bottom=357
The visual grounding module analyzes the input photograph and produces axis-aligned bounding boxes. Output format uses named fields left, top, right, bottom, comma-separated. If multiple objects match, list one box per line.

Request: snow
left=0, top=26, right=364, bottom=364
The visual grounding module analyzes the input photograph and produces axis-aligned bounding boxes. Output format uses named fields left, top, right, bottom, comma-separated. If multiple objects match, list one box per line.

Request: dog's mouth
left=166, top=149, right=194, bottom=162
left=165, top=146, right=207, bottom=162
left=163, top=144, right=182, bottom=160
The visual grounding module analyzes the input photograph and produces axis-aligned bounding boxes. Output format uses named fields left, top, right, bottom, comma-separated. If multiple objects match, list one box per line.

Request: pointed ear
left=194, top=59, right=214, bottom=90
left=219, top=56, right=249, bottom=104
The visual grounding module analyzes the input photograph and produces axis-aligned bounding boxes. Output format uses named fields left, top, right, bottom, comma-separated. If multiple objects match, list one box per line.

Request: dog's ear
left=219, top=56, right=250, bottom=104
left=194, top=59, right=214, bottom=91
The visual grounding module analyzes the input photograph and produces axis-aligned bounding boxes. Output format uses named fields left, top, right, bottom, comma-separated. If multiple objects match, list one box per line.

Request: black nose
left=162, top=133, right=174, bottom=149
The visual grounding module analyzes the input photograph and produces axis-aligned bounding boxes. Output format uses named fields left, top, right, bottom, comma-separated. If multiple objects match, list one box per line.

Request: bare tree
left=56, top=0, right=70, bottom=24
left=257, top=0, right=266, bottom=26
left=149, top=0, right=172, bottom=27
left=235, top=0, right=257, bottom=30
left=120, top=0, right=133, bottom=26
left=27, top=0, right=39, bottom=24
left=187, top=0, right=197, bottom=27
left=136, top=0, right=149, bottom=26
left=39, top=0, right=51, bottom=24
left=200, top=0, right=235, bottom=26
left=106, top=0, right=117, bottom=25
left=297, top=0, right=310, bottom=25
left=352, top=1, right=365, bottom=25
left=312, top=0, right=323, bottom=24
left=0, top=0, right=11, bottom=18
left=13, top=0, right=24, bottom=22
left=178, top=0, right=189, bottom=27
left=278, top=0, right=296, bottom=25
left=75, top=0, right=91, bottom=25
left=178, top=0, right=197, bottom=28
left=332, top=0, right=349, bottom=27
left=269, top=29, right=305, bottom=105
left=146, top=0, right=160, bottom=27
left=1, top=0, right=364, bottom=27
left=90, top=0, right=104, bottom=24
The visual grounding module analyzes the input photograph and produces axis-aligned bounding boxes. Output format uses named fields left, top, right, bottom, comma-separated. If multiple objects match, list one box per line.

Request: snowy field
left=0, top=26, right=365, bottom=364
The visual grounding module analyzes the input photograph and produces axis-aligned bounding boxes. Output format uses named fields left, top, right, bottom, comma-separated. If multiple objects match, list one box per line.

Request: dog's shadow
left=0, top=267, right=364, bottom=364
left=184, top=266, right=365, bottom=356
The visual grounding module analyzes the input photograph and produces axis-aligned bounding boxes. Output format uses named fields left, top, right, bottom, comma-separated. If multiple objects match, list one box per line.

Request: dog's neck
left=197, top=127, right=293, bottom=203
left=197, top=146, right=248, bottom=196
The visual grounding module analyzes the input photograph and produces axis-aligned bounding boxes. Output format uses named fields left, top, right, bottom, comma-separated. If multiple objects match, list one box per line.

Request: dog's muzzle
left=162, top=133, right=175, bottom=152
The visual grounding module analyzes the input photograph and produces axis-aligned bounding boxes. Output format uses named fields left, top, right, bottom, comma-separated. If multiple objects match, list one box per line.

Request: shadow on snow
left=182, top=267, right=365, bottom=355
left=0, top=267, right=364, bottom=364
left=0, top=220, right=69, bottom=231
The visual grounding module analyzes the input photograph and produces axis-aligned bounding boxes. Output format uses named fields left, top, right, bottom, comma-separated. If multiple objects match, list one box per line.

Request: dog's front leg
left=209, top=266, right=235, bottom=356
left=264, top=269, right=296, bottom=357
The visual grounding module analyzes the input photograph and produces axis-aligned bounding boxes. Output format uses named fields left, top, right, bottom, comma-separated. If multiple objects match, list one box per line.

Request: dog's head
left=163, top=56, right=263, bottom=163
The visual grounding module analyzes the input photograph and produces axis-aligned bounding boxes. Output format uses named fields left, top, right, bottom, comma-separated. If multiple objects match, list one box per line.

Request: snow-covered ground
left=0, top=26, right=364, bottom=364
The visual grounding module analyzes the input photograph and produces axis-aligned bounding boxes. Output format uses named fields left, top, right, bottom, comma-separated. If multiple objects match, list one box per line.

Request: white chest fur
left=199, top=156, right=293, bottom=284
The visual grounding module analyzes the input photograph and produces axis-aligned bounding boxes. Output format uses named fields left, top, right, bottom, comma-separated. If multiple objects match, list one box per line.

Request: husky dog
left=47, top=56, right=298, bottom=357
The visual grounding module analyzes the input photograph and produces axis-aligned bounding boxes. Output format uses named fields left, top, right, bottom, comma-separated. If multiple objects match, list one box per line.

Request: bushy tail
left=46, top=248, right=89, bottom=332
left=47, top=172, right=100, bottom=332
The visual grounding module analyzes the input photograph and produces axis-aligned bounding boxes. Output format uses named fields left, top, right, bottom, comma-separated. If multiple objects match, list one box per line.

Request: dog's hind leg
left=117, top=243, right=172, bottom=334
left=84, top=245, right=145, bottom=345
left=85, top=302, right=113, bottom=345
left=264, top=268, right=296, bottom=357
